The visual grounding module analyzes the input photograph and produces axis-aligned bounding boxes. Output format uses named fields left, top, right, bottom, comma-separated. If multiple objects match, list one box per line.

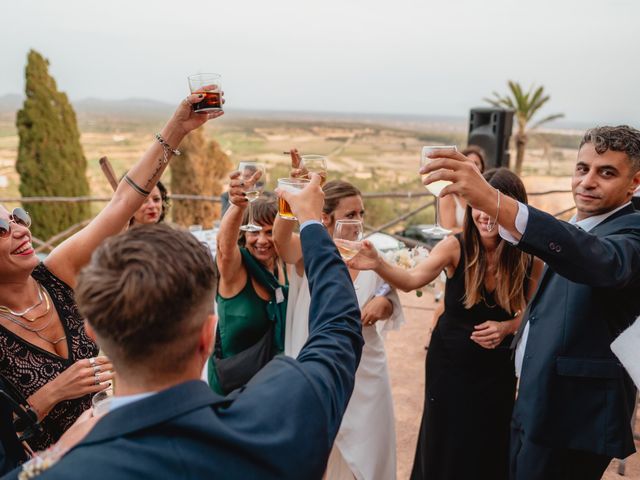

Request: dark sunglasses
left=0, top=208, right=32, bottom=238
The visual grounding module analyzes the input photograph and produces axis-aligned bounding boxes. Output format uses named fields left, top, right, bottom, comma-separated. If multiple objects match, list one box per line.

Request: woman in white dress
left=274, top=175, right=404, bottom=480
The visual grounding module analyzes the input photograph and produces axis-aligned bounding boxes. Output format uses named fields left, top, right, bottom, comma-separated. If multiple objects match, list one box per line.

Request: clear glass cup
left=92, top=387, right=113, bottom=417
left=277, top=178, right=310, bottom=220
left=300, top=155, right=328, bottom=186
left=420, top=145, right=457, bottom=237
left=333, top=219, right=364, bottom=261
left=187, top=73, right=223, bottom=113
left=239, top=162, right=265, bottom=232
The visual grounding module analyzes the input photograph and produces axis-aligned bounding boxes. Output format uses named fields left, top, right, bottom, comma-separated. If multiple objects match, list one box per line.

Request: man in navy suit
left=420, top=126, right=640, bottom=480
left=7, top=173, right=363, bottom=480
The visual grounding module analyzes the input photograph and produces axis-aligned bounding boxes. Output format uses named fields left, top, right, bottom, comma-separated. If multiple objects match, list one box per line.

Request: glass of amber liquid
left=188, top=73, right=223, bottom=113
left=300, top=155, right=328, bottom=185
left=277, top=178, right=310, bottom=220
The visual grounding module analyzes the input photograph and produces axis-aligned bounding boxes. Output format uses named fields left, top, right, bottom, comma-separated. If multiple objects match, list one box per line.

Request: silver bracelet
left=155, top=133, right=181, bottom=164
left=486, top=189, right=501, bottom=232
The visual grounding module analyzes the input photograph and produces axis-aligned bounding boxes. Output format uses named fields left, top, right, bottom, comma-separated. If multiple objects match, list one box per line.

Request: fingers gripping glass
left=420, top=146, right=457, bottom=238
left=333, top=219, right=364, bottom=261
left=238, top=162, right=265, bottom=232
left=0, top=208, right=32, bottom=238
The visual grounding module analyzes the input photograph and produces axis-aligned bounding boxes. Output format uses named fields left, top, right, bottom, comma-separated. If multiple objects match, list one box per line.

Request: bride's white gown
left=285, top=269, right=405, bottom=480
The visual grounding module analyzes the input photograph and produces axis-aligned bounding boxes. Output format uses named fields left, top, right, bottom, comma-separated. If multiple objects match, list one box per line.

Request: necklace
left=0, top=312, right=53, bottom=333
left=19, top=285, right=51, bottom=323
left=0, top=304, right=66, bottom=346
left=0, top=281, right=44, bottom=317
left=1, top=290, right=51, bottom=328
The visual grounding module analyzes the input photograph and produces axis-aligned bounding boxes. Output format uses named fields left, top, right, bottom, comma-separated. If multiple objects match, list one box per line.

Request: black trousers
left=510, top=418, right=611, bottom=480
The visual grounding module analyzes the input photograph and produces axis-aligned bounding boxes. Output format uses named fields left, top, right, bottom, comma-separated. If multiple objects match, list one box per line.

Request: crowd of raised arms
left=0, top=90, right=639, bottom=480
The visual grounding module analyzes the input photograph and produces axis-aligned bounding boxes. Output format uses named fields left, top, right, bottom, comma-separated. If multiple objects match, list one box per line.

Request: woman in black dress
left=349, top=167, right=543, bottom=480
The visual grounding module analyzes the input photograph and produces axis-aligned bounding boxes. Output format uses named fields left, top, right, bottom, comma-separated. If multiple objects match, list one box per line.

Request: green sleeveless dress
left=208, top=248, right=287, bottom=394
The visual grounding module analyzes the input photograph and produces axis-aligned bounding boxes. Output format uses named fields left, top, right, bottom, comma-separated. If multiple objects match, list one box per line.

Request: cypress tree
left=171, top=127, right=232, bottom=228
left=15, top=50, right=90, bottom=241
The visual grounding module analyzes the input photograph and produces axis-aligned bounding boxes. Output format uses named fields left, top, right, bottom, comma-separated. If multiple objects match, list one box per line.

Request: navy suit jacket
left=7, top=224, right=363, bottom=480
left=514, top=204, right=640, bottom=458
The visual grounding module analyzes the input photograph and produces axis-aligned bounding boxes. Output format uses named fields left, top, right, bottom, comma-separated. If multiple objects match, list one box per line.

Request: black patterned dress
left=0, top=263, right=98, bottom=451
left=411, top=236, right=521, bottom=480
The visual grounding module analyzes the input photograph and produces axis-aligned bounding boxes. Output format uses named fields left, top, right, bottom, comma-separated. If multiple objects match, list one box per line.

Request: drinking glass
left=239, top=162, right=265, bottom=232
left=92, top=387, right=113, bottom=417
left=420, top=145, right=457, bottom=237
left=300, top=155, right=328, bottom=185
left=333, top=219, right=364, bottom=261
left=187, top=73, right=223, bottom=113
left=277, top=178, right=310, bottom=220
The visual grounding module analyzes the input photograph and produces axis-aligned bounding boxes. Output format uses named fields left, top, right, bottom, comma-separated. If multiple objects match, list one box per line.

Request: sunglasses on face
left=0, top=208, right=32, bottom=238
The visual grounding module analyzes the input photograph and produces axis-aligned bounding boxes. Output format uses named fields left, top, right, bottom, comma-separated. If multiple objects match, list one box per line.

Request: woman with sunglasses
left=0, top=95, right=223, bottom=452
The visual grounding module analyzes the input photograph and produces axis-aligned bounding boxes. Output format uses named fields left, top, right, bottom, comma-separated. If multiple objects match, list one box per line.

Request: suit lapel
left=77, top=380, right=228, bottom=447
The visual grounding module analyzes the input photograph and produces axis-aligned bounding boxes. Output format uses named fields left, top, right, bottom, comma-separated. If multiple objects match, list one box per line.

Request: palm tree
left=484, top=81, right=564, bottom=176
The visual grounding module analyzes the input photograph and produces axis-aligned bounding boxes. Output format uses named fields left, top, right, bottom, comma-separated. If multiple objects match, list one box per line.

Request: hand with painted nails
left=169, top=91, right=226, bottom=136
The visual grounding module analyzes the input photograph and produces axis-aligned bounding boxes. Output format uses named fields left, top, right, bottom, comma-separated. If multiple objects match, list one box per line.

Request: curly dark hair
left=156, top=180, right=170, bottom=222
left=580, top=125, right=640, bottom=173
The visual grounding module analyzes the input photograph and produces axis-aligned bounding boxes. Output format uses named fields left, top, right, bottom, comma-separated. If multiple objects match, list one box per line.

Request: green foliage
left=15, top=50, right=90, bottom=240
left=485, top=81, right=564, bottom=175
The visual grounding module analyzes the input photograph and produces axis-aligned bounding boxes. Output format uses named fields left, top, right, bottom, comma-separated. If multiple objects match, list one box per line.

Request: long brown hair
left=462, top=168, right=532, bottom=314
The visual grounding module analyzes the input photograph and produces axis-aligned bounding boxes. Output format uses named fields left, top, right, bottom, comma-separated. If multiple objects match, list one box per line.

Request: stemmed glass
left=300, top=155, right=328, bottom=185
left=238, top=161, right=265, bottom=232
left=333, top=219, right=364, bottom=261
left=420, top=145, right=457, bottom=237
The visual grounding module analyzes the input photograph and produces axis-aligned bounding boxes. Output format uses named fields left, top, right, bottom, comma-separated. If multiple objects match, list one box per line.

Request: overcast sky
left=1, top=0, right=638, bottom=125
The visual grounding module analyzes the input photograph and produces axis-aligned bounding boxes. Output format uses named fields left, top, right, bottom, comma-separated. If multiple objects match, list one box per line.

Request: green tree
left=171, top=127, right=232, bottom=227
left=485, top=81, right=564, bottom=176
left=16, top=50, right=90, bottom=240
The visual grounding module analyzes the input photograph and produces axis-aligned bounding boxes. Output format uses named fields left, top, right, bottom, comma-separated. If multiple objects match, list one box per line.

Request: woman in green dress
left=208, top=172, right=288, bottom=394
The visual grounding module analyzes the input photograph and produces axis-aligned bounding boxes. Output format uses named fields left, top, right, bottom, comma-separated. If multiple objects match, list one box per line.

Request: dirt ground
left=386, top=291, right=640, bottom=480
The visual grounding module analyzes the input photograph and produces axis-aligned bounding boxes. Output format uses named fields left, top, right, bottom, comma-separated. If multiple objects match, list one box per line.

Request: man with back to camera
left=420, top=126, right=640, bottom=480
left=5, top=173, right=364, bottom=480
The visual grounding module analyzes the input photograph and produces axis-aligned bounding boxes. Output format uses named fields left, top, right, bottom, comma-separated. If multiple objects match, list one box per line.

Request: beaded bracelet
left=155, top=133, right=181, bottom=164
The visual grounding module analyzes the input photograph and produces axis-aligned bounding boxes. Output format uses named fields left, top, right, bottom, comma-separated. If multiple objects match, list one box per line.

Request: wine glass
left=300, top=154, right=328, bottom=185
left=238, top=161, right=265, bottom=232
left=333, top=219, right=364, bottom=261
left=420, top=145, right=457, bottom=237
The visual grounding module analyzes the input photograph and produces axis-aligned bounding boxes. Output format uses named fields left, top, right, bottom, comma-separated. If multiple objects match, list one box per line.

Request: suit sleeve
left=518, top=205, right=640, bottom=288
left=293, top=223, right=364, bottom=440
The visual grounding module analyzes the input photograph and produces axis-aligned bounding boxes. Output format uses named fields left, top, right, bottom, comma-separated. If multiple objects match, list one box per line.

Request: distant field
left=0, top=111, right=581, bottom=231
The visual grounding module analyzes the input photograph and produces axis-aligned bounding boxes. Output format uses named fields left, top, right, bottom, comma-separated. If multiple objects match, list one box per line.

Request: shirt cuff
left=299, top=220, right=323, bottom=232
left=498, top=201, right=529, bottom=245
left=374, top=283, right=391, bottom=297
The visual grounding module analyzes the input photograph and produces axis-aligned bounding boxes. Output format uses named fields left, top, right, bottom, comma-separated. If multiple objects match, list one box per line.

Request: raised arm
left=439, top=194, right=462, bottom=233
left=348, top=235, right=458, bottom=292
left=215, top=171, right=253, bottom=294
left=45, top=94, right=223, bottom=288
left=273, top=216, right=303, bottom=266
